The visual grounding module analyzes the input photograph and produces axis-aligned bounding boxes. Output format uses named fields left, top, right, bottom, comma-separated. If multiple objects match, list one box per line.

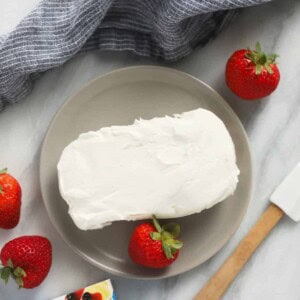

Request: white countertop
left=1, top=0, right=300, bottom=299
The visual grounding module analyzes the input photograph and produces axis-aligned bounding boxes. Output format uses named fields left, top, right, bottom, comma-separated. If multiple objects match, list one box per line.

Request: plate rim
left=40, top=65, right=253, bottom=279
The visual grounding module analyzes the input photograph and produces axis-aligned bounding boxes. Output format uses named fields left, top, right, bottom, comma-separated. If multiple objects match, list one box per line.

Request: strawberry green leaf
left=244, top=52, right=252, bottom=60
left=150, top=232, right=161, bottom=241
left=0, top=168, right=7, bottom=175
left=255, top=65, right=262, bottom=75
left=152, top=215, right=162, bottom=233
left=164, top=238, right=175, bottom=246
left=162, top=223, right=180, bottom=238
left=153, top=217, right=183, bottom=259
left=15, top=277, right=23, bottom=288
left=255, top=42, right=262, bottom=53
left=161, top=231, right=174, bottom=241
left=258, top=53, right=267, bottom=65
left=269, top=54, right=279, bottom=63
left=170, top=247, right=177, bottom=255
left=0, top=259, right=26, bottom=288
left=246, top=42, right=279, bottom=76
left=21, top=269, right=26, bottom=278
left=6, top=259, right=14, bottom=268
left=0, top=186, right=3, bottom=195
left=162, top=243, right=173, bottom=259
left=171, top=240, right=183, bottom=249
left=0, top=267, right=11, bottom=284
left=265, top=64, right=273, bottom=74
left=14, top=267, right=26, bottom=278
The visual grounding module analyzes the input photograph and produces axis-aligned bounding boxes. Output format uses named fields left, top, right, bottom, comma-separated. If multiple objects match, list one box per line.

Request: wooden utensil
left=195, top=163, right=300, bottom=300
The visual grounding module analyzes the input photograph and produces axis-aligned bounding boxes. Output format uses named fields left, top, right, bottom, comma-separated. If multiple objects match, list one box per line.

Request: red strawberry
left=0, top=236, right=52, bottom=289
left=91, top=293, right=102, bottom=300
left=65, top=288, right=84, bottom=300
left=225, top=42, right=280, bottom=100
left=128, top=216, right=183, bottom=268
left=0, top=168, right=22, bottom=229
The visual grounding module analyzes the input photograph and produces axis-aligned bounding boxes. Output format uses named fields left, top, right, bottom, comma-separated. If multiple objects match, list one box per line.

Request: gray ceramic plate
left=40, top=66, right=252, bottom=279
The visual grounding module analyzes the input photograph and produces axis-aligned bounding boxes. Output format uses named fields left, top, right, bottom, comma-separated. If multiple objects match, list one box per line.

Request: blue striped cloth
left=0, top=0, right=270, bottom=110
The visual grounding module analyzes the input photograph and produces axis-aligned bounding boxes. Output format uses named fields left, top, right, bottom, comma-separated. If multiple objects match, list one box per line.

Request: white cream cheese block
left=57, top=108, right=239, bottom=230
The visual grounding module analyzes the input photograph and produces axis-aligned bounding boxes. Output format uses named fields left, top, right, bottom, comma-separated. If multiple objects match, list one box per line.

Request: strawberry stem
left=150, top=216, right=183, bottom=260
left=245, top=42, right=278, bottom=75
left=0, top=259, right=26, bottom=288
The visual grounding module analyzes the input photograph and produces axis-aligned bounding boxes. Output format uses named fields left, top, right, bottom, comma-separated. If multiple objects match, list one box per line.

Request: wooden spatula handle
left=195, top=203, right=284, bottom=300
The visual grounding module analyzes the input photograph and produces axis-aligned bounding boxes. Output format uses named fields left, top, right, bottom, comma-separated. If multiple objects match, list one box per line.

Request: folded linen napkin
left=0, top=0, right=271, bottom=110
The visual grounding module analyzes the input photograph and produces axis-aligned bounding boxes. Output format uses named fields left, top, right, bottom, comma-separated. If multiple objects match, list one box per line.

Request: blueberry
left=65, top=294, right=75, bottom=300
left=82, top=292, right=92, bottom=300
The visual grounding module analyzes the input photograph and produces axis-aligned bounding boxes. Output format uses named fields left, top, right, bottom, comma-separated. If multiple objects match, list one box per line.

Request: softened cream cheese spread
left=57, top=109, right=239, bottom=230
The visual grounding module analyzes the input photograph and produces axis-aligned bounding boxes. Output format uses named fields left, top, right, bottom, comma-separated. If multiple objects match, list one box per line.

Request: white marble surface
left=1, top=0, right=300, bottom=299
